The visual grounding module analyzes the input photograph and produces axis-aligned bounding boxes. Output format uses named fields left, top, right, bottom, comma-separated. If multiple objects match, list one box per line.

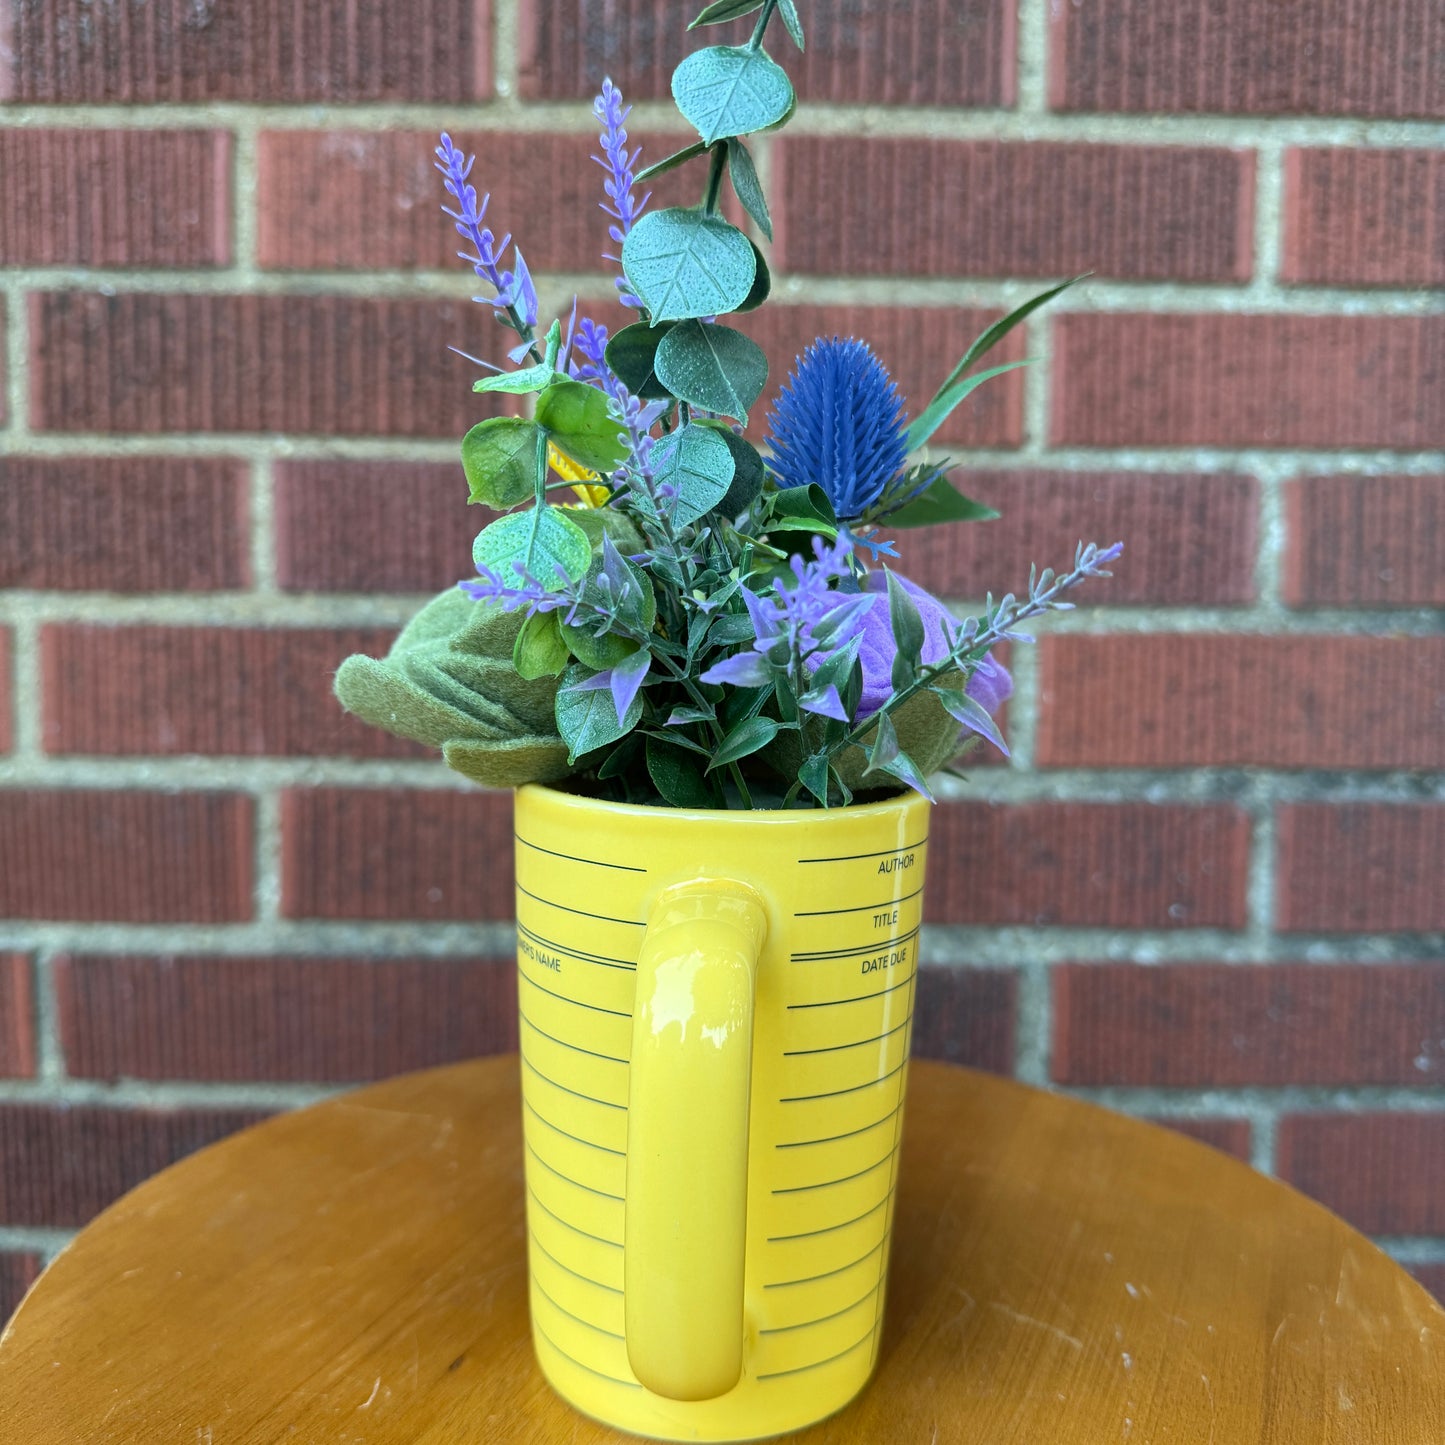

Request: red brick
left=910, top=967, right=1015, bottom=1075
left=0, top=1104, right=265, bottom=1228
left=1277, top=805, right=1445, bottom=935
left=903, top=470, right=1256, bottom=606
left=1283, top=149, right=1445, bottom=289
left=1054, top=962, right=1445, bottom=1088
left=0, top=0, right=490, bottom=103
left=517, top=0, right=1014, bottom=107
left=0, top=791, right=253, bottom=923
left=1051, top=1, right=1445, bottom=119
left=56, top=953, right=517, bottom=1083
left=0, top=130, right=229, bottom=266
left=1277, top=1113, right=1445, bottom=1235
left=28, top=293, right=503, bottom=437
left=1412, top=1265, right=1445, bottom=1305
left=0, top=456, right=250, bottom=592
left=1151, top=1118, right=1252, bottom=1162
left=274, top=461, right=476, bottom=593
left=0, top=955, right=34, bottom=1079
left=925, top=804, right=1249, bottom=930
left=0, top=627, right=10, bottom=755
left=257, top=129, right=731, bottom=272
left=282, top=788, right=514, bottom=921
left=1038, top=636, right=1445, bottom=770
left=1052, top=313, right=1445, bottom=450
left=1283, top=476, right=1445, bottom=609
left=0, top=1253, right=41, bottom=1323
left=737, top=303, right=1024, bottom=449
left=41, top=625, right=422, bottom=759
left=774, top=138, right=1253, bottom=282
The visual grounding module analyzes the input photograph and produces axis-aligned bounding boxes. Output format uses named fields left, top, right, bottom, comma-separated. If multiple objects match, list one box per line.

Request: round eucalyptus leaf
left=473, top=504, right=591, bottom=592
left=604, top=320, right=676, bottom=400
left=733, top=240, right=771, bottom=313
left=533, top=378, right=629, bottom=473
left=715, top=429, right=766, bottom=516
left=651, top=423, right=736, bottom=529
left=653, top=320, right=769, bottom=422
left=622, top=207, right=756, bottom=323
left=460, top=417, right=543, bottom=509
left=671, top=44, right=795, bottom=145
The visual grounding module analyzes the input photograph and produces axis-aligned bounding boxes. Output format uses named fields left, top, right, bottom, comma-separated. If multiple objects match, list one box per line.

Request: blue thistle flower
left=764, top=338, right=910, bottom=521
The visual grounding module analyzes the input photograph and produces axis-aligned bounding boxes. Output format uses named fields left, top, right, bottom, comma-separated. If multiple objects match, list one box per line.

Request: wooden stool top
left=2, top=1057, right=1441, bottom=1442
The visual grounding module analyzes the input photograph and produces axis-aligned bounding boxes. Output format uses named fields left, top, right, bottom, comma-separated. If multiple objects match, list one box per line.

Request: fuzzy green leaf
left=533, top=378, right=629, bottom=473
left=671, top=44, right=795, bottom=145
left=622, top=207, right=757, bottom=323
left=651, top=423, right=736, bottom=528
left=473, top=505, right=591, bottom=592
left=688, top=0, right=763, bottom=26
left=556, top=663, right=643, bottom=764
left=706, top=714, right=780, bottom=772
left=725, top=137, right=772, bottom=240
left=634, top=139, right=708, bottom=185
left=653, top=320, right=769, bottom=422
left=460, top=418, right=544, bottom=509
left=513, top=609, right=570, bottom=680
left=887, top=473, right=1001, bottom=529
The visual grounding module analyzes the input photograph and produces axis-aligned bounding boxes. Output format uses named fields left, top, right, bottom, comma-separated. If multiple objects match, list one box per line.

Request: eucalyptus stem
left=748, top=0, right=779, bottom=51
left=702, top=142, right=728, bottom=214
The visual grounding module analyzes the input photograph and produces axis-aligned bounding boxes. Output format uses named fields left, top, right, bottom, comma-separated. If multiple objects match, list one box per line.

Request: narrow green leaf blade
left=634, top=140, right=709, bottom=185
left=671, top=45, right=795, bottom=145
left=725, top=137, right=772, bottom=241
left=905, top=359, right=1032, bottom=452
left=653, top=319, right=769, bottom=422
left=933, top=685, right=1010, bottom=757
left=706, top=714, right=780, bottom=771
left=472, top=360, right=554, bottom=395
left=622, top=207, right=757, bottom=322
left=887, top=473, right=1001, bottom=530
left=461, top=418, right=545, bottom=508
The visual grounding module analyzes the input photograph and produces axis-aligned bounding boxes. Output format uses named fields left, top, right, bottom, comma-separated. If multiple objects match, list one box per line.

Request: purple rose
left=854, top=572, right=1012, bottom=735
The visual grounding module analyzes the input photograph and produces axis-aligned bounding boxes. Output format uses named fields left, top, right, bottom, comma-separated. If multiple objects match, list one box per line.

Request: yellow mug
left=513, top=783, right=931, bottom=1441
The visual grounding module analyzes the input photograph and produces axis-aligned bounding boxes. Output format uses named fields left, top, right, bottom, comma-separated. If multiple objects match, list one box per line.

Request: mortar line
left=2, top=101, right=1444, bottom=148
left=229, top=117, right=260, bottom=278
left=1013, top=0, right=1049, bottom=116
left=30, top=948, right=65, bottom=1085
left=1250, top=1108, right=1280, bottom=1176
left=247, top=453, right=277, bottom=592
left=3, top=280, right=27, bottom=439
left=1012, top=955, right=1051, bottom=1088
left=0, top=1226, right=75, bottom=1262
left=1249, top=140, right=1286, bottom=299
left=0, top=1077, right=338, bottom=1109
left=253, top=789, right=282, bottom=924
left=8, top=616, right=42, bottom=761
left=492, top=0, right=520, bottom=101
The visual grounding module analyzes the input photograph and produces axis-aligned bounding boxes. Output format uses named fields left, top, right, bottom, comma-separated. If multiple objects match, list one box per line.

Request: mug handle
left=624, top=879, right=767, bottom=1400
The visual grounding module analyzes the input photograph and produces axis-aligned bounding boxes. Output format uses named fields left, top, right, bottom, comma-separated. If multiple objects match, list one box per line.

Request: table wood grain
left=1, top=1057, right=1441, bottom=1442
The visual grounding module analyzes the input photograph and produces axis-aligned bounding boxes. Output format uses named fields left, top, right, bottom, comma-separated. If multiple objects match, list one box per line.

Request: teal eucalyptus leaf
left=725, top=137, right=772, bottom=240
left=473, top=505, right=591, bottom=591
left=651, top=423, right=735, bottom=528
left=653, top=320, right=769, bottom=422
left=688, top=0, right=764, bottom=26
left=733, top=241, right=771, bottom=312
left=621, top=207, right=757, bottom=323
left=604, top=320, right=675, bottom=400
left=671, top=45, right=795, bottom=145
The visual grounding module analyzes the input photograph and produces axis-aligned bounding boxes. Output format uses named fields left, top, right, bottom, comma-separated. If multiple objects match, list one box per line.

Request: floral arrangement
left=335, top=0, right=1120, bottom=810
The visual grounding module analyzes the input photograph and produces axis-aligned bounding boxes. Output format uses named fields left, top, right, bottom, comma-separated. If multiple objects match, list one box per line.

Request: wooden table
left=2, top=1057, right=1442, bottom=1443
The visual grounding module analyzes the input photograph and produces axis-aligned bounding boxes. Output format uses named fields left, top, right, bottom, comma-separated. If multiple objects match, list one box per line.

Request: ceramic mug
left=513, top=782, right=931, bottom=1441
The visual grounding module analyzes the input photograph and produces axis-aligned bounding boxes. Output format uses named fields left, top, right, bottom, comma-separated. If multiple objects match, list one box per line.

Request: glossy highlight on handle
left=624, top=880, right=768, bottom=1401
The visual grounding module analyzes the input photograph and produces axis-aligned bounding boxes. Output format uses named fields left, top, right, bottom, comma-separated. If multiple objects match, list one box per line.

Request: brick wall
left=0, top=0, right=1442, bottom=1322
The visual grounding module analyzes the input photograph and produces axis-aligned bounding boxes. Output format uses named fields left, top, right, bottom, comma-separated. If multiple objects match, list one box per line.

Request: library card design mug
left=513, top=783, right=931, bottom=1441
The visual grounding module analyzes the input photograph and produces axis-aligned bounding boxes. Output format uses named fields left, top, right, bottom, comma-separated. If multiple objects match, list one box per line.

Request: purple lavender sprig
left=435, top=133, right=540, bottom=358
left=592, top=79, right=649, bottom=310
left=571, top=317, right=658, bottom=484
